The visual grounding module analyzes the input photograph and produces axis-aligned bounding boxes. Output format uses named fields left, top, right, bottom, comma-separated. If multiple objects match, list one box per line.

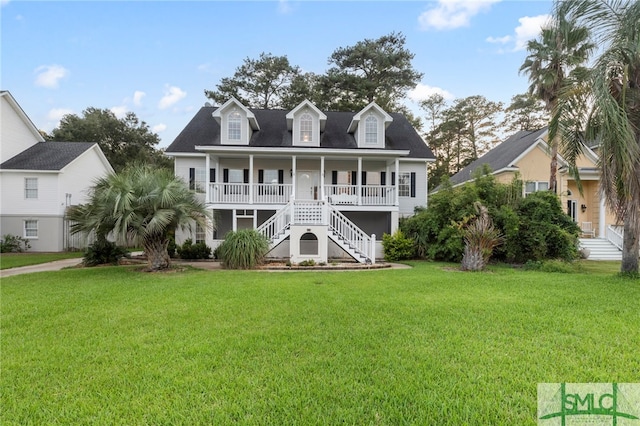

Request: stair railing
left=327, top=204, right=375, bottom=264
left=257, top=200, right=292, bottom=243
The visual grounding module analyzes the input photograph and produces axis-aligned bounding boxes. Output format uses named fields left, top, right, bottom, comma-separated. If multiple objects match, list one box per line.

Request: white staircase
left=579, top=238, right=622, bottom=261
left=257, top=200, right=374, bottom=263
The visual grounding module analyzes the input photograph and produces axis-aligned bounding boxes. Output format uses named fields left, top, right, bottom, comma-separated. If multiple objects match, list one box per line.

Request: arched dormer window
left=300, top=113, right=313, bottom=142
left=365, top=114, right=378, bottom=144
left=228, top=109, right=241, bottom=141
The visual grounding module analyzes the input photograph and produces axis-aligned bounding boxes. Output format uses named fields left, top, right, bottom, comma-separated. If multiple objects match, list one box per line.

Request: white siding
left=1, top=95, right=40, bottom=163
left=58, top=146, right=113, bottom=211
left=397, top=162, right=428, bottom=217
left=292, top=107, right=321, bottom=147
left=0, top=172, right=60, bottom=216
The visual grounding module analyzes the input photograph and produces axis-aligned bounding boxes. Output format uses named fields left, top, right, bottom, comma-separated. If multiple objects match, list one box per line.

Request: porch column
left=205, top=154, right=210, bottom=203
left=357, top=157, right=363, bottom=205
left=291, top=156, right=297, bottom=199
left=320, top=156, right=325, bottom=201
left=232, top=209, right=237, bottom=232
left=249, top=154, right=254, bottom=204
left=599, top=195, right=606, bottom=238
left=395, top=159, right=400, bottom=206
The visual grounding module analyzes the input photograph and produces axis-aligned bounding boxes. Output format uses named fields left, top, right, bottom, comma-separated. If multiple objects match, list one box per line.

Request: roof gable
left=348, top=102, right=393, bottom=133
left=211, top=97, right=259, bottom=130
left=1, top=91, right=45, bottom=144
left=0, top=142, right=102, bottom=171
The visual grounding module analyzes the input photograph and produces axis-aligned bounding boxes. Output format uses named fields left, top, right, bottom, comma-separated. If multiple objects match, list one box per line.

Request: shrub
left=0, top=235, right=31, bottom=253
left=217, top=229, right=269, bottom=269
left=177, top=238, right=212, bottom=260
left=298, top=259, right=316, bottom=267
left=382, top=230, right=415, bottom=261
left=523, top=259, right=576, bottom=273
left=461, top=203, right=503, bottom=271
left=83, top=237, right=129, bottom=266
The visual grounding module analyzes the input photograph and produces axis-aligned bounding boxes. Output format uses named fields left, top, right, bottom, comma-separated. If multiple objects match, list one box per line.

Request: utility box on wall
left=289, top=225, right=328, bottom=264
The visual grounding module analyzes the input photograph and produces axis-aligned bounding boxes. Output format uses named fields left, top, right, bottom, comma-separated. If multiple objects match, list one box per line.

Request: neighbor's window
left=525, top=181, right=549, bottom=196
left=228, top=109, right=241, bottom=140
left=300, top=113, right=313, bottom=142
left=195, top=223, right=205, bottom=244
left=365, top=114, right=378, bottom=144
left=25, top=178, right=38, bottom=199
left=398, top=172, right=411, bottom=197
left=24, top=220, right=38, bottom=238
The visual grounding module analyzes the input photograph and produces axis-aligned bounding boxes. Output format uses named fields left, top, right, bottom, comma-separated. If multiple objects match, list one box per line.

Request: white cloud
left=514, top=14, right=549, bottom=51
left=408, top=83, right=455, bottom=102
left=1, top=0, right=11, bottom=7
left=418, top=0, right=501, bottom=31
left=133, top=90, right=146, bottom=106
left=277, top=0, right=293, bottom=14
left=110, top=105, right=128, bottom=119
left=158, top=85, right=186, bottom=110
left=153, top=123, right=167, bottom=133
left=34, top=65, right=69, bottom=89
left=486, top=35, right=512, bottom=45
left=47, top=107, right=74, bottom=121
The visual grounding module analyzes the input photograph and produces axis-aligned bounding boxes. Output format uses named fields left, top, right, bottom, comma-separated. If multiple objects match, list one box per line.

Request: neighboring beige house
left=0, top=91, right=114, bottom=252
left=446, top=128, right=623, bottom=259
left=165, top=98, right=435, bottom=263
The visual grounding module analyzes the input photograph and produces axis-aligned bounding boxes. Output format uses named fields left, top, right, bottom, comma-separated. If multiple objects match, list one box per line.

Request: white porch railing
left=257, top=201, right=292, bottom=242
left=325, top=184, right=396, bottom=206
left=293, top=201, right=325, bottom=224
left=253, top=183, right=293, bottom=204
left=606, top=225, right=624, bottom=250
left=209, top=183, right=250, bottom=203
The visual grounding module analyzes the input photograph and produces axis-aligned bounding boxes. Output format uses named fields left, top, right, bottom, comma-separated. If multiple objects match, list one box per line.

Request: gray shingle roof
left=166, top=106, right=435, bottom=159
left=448, top=128, right=548, bottom=186
left=0, top=142, right=96, bottom=171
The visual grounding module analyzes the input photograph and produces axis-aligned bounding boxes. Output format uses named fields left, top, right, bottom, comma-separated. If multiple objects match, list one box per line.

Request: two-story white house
left=0, top=91, right=114, bottom=252
left=165, top=98, right=435, bottom=263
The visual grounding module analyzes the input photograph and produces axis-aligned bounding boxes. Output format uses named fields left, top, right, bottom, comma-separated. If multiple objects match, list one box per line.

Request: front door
left=296, top=171, right=319, bottom=200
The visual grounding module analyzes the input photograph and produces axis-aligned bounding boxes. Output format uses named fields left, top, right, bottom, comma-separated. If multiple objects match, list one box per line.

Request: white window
left=263, top=169, right=279, bottom=185
left=365, top=115, right=378, bottom=144
left=25, top=178, right=38, bottom=199
left=195, top=168, right=206, bottom=193
left=195, top=223, right=205, bottom=244
left=525, top=181, right=549, bottom=196
left=366, top=171, right=381, bottom=185
left=300, top=113, right=313, bottom=142
left=228, top=109, right=241, bottom=140
left=336, top=171, right=352, bottom=185
left=228, top=169, right=244, bottom=183
left=24, top=220, right=38, bottom=238
left=398, top=172, right=411, bottom=197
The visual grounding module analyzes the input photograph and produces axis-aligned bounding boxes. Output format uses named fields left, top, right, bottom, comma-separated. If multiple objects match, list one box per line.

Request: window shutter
left=391, top=172, right=396, bottom=186
left=278, top=170, right=284, bottom=184
left=243, top=169, right=249, bottom=183
left=351, top=171, right=357, bottom=186
left=189, top=168, right=195, bottom=190
left=258, top=169, right=264, bottom=184
left=332, top=171, right=337, bottom=185
left=380, top=171, right=386, bottom=186
left=223, top=168, right=229, bottom=183
left=209, top=168, right=216, bottom=183
left=361, top=171, right=367, bottom=186
left=410, top=172, right=416, bottom=198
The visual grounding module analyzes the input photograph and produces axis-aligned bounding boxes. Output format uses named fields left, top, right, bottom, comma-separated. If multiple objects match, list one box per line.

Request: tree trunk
left=549, top=140, right=558, bottom=194
left=621, top=217, right=639, bottom=275
left=144, top=238, right=171, bottom=271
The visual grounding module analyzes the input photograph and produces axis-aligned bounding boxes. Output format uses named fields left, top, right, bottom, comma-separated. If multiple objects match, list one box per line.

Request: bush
left=83, top=237, right=129, bottom=266
left=382, top=230, right=415, bottom=261
left=0, top=235, right=31, bottom=253
left=217, top=229, right=269, bottom=269
left=177, top=238, right=212, bottom=260
left=523, top=259, right=576, bottom=273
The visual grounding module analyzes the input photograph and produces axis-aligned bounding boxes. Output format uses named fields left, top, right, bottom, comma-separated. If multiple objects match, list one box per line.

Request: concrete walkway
left=1, top=258, right=84, bottom=278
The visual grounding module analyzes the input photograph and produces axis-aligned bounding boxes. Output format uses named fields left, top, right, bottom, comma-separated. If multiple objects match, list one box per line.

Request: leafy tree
left=519, top=4, right=594, bottom=193
left=324, top=32, right=423, bottom=112
left=48, top=108, right=171, bottom=172
left=67, top=165, right=211, bottom=271
left=452, top=95, right=503, bottom=159
left=502, top=93, right=550, bottom=133
left=553, top=0, right=640, bottom=275
left=420, top=93, right=446, bottom=132
left=204, top=53, right=301, bottom=109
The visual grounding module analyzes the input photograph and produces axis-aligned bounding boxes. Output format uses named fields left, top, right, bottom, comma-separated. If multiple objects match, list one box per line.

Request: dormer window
left=300, top=113, right=313, bottom=142
left=228, top=109, right=241, bottom=141
left=365, top=114, right=378, bottom=144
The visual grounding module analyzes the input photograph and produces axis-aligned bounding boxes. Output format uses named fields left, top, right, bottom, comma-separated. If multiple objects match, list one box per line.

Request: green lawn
left=0, top=251, right=83, bottom=270
left=1, top=262, right=638, bottom=425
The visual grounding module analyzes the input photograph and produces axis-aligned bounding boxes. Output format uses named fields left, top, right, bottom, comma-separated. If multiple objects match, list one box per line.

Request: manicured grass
left=0, top=251, right=84, bottom=270
left=2, top=262, right=638, bottom=425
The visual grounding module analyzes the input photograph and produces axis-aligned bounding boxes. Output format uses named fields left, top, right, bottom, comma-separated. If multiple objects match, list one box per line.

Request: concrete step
left=579, top=238, right=622, bottom=261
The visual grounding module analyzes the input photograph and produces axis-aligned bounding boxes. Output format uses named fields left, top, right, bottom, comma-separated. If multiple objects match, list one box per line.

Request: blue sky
left=2, top=0, right=553, bottom=148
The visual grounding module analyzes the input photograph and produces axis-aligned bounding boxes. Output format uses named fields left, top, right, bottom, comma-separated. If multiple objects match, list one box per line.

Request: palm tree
left=519, top=4, right=594, bottom=193
left=68, top=164, right=211, bottom=271
left=552, top=0, right=640, bottom=274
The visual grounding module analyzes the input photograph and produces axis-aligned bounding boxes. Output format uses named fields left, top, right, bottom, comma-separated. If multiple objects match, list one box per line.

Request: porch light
left=581, top=204, right=587, bottom=213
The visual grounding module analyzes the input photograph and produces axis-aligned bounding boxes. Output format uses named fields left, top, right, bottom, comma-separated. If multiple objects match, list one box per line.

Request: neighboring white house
left=0, top=90, right=114, bottom=252
left=165, top=98, right=435, bottom=263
